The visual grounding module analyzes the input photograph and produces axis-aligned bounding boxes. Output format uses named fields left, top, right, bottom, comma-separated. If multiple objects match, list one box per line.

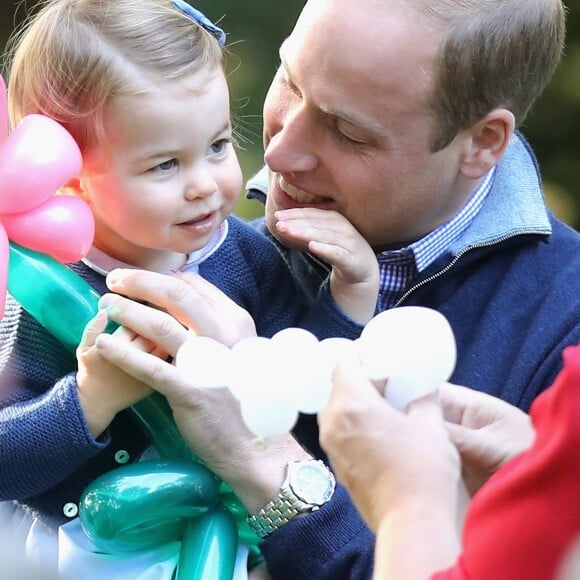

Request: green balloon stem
left=7, top=242, right=100, bottom=350
left=177, top=507, right=238, bottom=580
left=131, top=393, right=195, bottom=461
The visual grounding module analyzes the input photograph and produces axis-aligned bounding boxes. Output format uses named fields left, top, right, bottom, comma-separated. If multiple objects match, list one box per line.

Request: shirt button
left=63, top=502, right=78, bottom=518
left=115, top=450, right=130, bottom=464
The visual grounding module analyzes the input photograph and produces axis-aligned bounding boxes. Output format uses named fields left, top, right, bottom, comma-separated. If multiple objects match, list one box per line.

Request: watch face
left=291, top=462, right=335, bottom=505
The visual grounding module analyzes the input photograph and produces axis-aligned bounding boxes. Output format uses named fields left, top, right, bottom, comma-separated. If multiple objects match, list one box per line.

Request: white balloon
left=228, top=336, right=274, bottom=401
left=240, top=397, right=299, bottom=440
left=358, top=307, right=456, bottom=411
left=319, top=337, right=357, bottom=368
left=386, top=356, right=455, bottom=412
left=174, top=334, right=232, bottom=388
left=271, top=328, right=325, bottom=413
left=295, top=337, right=357, bottom=414
left=271, top=327, right=319, bottom=353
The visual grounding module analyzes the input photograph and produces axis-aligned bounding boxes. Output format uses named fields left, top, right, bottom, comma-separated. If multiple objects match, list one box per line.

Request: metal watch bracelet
left=247, top=485, right=315, bottom=539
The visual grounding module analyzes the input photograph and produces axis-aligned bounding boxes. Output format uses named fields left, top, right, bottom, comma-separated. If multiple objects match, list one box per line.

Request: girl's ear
left=61, top=176, right=85, bottom=198
left=459, top=108, right=515, bottom=180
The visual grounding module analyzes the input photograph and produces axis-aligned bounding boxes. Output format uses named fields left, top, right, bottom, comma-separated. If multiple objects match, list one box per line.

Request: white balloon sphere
left=271, top=328, right=324, bottom=413
left=319, top=337, right=358, bottom=371
left=174, top=334, right=232, bottom=388
left=228, top=336, right=274, bottom=401
left=240, top=397, right=299, bottom=440
left=271, top=327, right=319, bottom=354
left=358, top=307, right=456, bottom=411
left=295, top=337, right=357, bottom=414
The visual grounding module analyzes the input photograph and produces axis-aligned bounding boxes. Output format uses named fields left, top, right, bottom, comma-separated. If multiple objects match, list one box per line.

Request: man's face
left=263, top=0, right=475, bottom=251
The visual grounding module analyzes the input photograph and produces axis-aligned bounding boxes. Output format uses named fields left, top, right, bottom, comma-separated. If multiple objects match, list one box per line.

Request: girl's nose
left=183, top=164, right=217, bottom=201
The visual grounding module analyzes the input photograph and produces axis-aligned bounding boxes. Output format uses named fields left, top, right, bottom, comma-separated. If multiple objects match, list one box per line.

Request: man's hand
left=104, top=269, right=257, bottom=348
left=94, top=269, right=310, bottom=512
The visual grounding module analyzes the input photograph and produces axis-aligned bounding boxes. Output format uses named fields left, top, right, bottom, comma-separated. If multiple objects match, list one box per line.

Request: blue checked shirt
left=377, top=169, right=495, bottom=310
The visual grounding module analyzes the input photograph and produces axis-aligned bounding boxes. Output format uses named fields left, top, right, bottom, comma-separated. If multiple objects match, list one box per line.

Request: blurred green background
left=2, top=1, right=578, bottom=228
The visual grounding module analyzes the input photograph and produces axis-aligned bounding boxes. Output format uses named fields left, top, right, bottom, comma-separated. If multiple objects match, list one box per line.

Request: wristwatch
left=247, top=459, right=336, bottom=539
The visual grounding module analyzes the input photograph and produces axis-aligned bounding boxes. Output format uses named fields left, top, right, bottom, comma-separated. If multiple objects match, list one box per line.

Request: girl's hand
left=274, top=208, right=379, bottom=324
left=76, top=310, right=160, bottom=437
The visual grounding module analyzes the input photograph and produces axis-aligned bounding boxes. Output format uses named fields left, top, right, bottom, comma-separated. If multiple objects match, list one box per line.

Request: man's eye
left=336, top=130, right=367, bottom=149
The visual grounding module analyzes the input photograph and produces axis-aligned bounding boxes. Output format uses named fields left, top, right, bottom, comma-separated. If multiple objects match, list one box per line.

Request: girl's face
left=77, top=68, right=242, bottom=271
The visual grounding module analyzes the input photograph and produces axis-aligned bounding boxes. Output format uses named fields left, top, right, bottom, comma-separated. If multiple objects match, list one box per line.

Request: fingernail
left=98, top=294, right=112, bottom=308
left=95, top=333, right=112, bottom=349
left=106, top=268, right=128, bottom=287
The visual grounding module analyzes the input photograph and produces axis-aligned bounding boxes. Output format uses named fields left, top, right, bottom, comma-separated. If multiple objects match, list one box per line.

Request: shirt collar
left=82, top=219, right=229, bottom=276
left=410, top=168, right=494, bottom=271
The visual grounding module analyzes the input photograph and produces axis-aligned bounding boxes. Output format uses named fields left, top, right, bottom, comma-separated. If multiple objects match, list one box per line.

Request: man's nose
left=264, top=106, right=318, bottom=173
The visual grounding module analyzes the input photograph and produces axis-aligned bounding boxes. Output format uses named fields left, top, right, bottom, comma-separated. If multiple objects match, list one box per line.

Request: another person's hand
left=274, top=208, right=379, bottom=324
left=76, top=309, right=157, bottom=437
left=438, top=382, right=535, bottom=495
left=319, top=358, right=461, bottom=533
left=319, top=359, right=462, bottom=578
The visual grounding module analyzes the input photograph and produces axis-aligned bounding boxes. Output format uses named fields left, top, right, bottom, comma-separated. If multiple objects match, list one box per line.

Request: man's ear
left=460, top=109, right=515, bottom=179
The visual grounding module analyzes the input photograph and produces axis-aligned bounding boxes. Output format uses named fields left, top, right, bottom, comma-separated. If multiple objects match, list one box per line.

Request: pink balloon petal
left=0, top=225, right=8, bottom=319
left=0, top=75, right=7, bottom=144
left=0, top=115, right=82, bottom=214
left=2, top=196, right=95, bottom=263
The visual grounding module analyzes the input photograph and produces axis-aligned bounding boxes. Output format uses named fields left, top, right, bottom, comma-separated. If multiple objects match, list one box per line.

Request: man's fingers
left=99, top=293, right=188, bottom=356
left=95, top=333, right=188, bottom=401
left=106, top=269, right=208, bottom=321
left=105, top=269, right=256, bottom=346
left=444, top=421, right=473, bottom=455
left=320, top=358, right=389, bottom=428
left=332, top=358, right=377, bottom=396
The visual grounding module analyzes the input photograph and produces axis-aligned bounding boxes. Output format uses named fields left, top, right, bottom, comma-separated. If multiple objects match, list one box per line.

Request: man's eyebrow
left=278, top=45, right=386, bottom=138
left=323, top=107, right=384, bottom=136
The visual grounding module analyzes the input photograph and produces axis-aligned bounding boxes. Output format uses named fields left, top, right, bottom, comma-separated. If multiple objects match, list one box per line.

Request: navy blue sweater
left=247, top=133, right=580, bottom=579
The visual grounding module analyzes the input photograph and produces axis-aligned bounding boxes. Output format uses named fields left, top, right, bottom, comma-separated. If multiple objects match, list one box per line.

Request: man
left=94, top=0, right=579, bottom=578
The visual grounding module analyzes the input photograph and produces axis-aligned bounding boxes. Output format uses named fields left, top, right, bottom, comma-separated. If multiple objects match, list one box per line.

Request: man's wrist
left=247, top=459, right=336, bottom=539
left=226, top=439, right=311, bottom=514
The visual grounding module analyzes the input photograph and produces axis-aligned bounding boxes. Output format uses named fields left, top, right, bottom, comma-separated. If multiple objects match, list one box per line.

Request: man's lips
left=278, top=176, right=328, bottom=204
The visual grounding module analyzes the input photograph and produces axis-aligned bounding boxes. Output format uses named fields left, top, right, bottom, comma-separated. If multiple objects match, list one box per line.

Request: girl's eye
left=156, top=159, right=178, bottom=172
left=280, top=74, right=302, bottom=99
left=208, top=139, right=229, bottom=156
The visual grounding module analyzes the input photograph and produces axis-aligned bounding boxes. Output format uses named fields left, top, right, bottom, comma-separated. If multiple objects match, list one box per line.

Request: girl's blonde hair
left=5, top=0, right=224, bottom=151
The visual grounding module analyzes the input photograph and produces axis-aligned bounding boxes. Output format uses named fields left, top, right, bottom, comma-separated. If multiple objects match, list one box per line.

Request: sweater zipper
left=307, top=252, right=332, bottom=274
left=394, top=230, right=547, bottom=307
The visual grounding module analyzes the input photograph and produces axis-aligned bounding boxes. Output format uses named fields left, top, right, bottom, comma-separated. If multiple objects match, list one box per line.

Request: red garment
left=433, top=344, right=580, bottom=580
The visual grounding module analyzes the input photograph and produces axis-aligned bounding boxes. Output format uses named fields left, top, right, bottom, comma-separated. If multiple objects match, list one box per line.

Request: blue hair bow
left=171, top=0, right=226, bottom=46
